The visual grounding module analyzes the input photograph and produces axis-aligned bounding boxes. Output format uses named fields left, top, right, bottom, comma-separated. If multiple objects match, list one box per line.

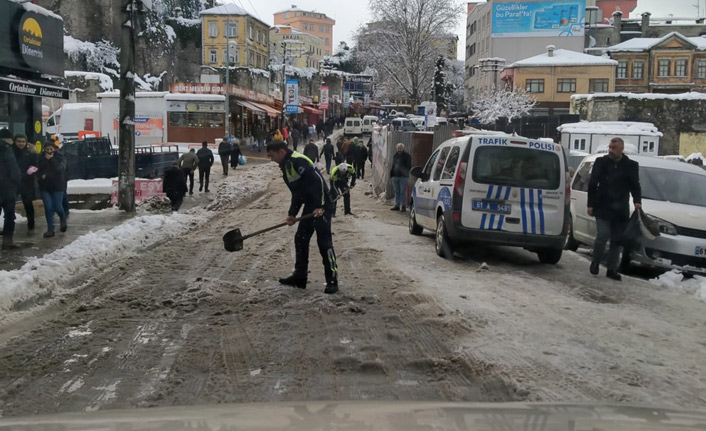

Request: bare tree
left=472, top=87, right=537, bottom=124
left=356, top=0, right=462, bottom=105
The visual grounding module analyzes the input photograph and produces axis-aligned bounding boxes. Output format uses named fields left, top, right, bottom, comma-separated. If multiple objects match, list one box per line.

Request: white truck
left=45, top=103, right=100, bottom=142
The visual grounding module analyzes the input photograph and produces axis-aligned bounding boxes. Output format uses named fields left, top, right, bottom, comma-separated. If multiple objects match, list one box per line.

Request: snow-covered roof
left=65, top=71, right=114, bottom=91
left=273, top=6, right=334, bottom=21
left=605, top=32, right=706, bottom=52
left=572, top=92, right=706, bottom=101
left=200, top=4, right=249, bottom=16
left=558, top=121, right=663, bottom=137
left=508, top=49, right=618, bottom=68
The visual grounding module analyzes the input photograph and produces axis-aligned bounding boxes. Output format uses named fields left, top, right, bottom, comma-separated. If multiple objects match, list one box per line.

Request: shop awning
left=302, top=105, right=323, bottom=115
left=248, top=101, right=280, bottom=118
left=235, top=99, right=265, bottom=115
left=0, top=76, right=69, bottom=99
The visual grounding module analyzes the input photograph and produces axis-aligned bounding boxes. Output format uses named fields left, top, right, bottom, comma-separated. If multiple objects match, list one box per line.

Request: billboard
left=320, top=86, right=329, bottom=110
left=112, top=113, right=163, bottom=138
left=491, top=1, right=585, bottom=38
left=285, top=79, right=299, bottom=114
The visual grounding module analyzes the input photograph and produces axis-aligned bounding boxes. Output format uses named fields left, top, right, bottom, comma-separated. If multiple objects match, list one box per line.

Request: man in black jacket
left=303, top=139, right=319, bottom=164
left=319, top=138, right=335, bottom=174
left=390, top=143, right=411, bottom=212
left=0, top=128, right=21, bottom=249
left=587, top=137, right=642, bottom=281
left=163, top=161, right=188, bottom=211
left=12, top=134, right=37, bottom=231
left=355, top=143, right=368, bottom=180
left=218, top=138, right=232, bottom=175
left=196, top=141, right=214, bottom=192
left=266, top=141, right=339, bottom=294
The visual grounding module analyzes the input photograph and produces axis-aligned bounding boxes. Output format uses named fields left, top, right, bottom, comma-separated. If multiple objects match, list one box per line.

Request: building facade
left=503, top=47, right=617, bottom=115
left=605, top=32, right=706, bottom=93
left=273, top=5, right=335, bottom=56
left=200, top=4, right=270, bottom=70
left=464, top=0, right=586, bottom=107
left=270, top=25, right=324, bottom=69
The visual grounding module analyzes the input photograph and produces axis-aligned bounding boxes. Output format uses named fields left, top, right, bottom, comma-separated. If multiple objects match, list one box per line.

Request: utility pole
left=225, top=14, right=230, bottom=139
left=280, top=41, right=287, bottom=127
left=118, top=0, right=137, bottom=212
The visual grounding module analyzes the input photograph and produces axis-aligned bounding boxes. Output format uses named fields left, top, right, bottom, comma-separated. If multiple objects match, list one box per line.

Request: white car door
left=413, top=149, right=440, bottom=229
left=570, top=160, right=596, bottom=245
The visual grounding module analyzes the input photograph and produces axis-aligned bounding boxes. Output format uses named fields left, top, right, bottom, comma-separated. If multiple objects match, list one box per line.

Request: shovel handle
left=239, top=213, right=316, bottom=241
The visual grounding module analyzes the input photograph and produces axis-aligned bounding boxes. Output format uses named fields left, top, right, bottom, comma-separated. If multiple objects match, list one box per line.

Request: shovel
left=222, top=189, right=350, bottom=252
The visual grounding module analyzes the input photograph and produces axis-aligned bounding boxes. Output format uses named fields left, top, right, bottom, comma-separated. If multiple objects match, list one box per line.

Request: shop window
left=169, top=112, right=187, bottom=127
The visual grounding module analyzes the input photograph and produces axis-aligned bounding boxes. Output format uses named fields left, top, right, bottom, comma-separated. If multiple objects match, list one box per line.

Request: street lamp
left=225, top=13, right=231, bottom=140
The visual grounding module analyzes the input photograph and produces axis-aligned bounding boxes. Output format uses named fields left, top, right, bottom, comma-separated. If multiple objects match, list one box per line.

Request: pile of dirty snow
left=0, top=164, right=276, bottom=316
left=650, top=270, right=706, bottom=301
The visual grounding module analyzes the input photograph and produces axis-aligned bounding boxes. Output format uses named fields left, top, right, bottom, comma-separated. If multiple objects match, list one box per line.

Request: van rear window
left=472, top=146, right=561, bottom=190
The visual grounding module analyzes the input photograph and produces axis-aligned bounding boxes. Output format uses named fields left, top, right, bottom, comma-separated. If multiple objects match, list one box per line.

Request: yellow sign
left=34, top=120, right=41, bottom=134
left=35, top=141, right=42, bottom=153
left=22, top=18, right=43, bottom=39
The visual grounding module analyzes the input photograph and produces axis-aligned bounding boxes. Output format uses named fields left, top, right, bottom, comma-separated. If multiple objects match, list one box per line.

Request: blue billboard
left=491, top=1, right=585, bottom=38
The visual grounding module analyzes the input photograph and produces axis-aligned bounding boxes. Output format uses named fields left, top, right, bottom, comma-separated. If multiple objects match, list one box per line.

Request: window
left=571, top=162, right=594, bottom=192
left=422, top=150, right=440, bottom=179
left=228, top=44, right=239, bottom=63
left=433, top=147, right=450, bottom=181
left=284, top=12, right=289, bottom=18
left=208, top=49, right=217, bottom=63
left=295, top=11, right=301, bottom=16
left=675, top=58, right=687, bottom=77
left=208, top=21, right=218, bottom=37
left=469, top=43, right=476, bottom=57
left=525, top=79, right=544, bottom=93
left=617, top=60, right=628, bottom=79
left=698, top=60, right=706, bottom=79
left=658, top=59, right=670, bottom=77
left=589, top=78, right=609, bottom=93
left=441, top=147, right=460, bottom=180
left=325, top=38, right=329, bottom=45
left=256, top=30, right=260, bottom=43
left=326, top=26, right=330, bottom=33
left=263, top=33, right=267, bottom=45
left=225, top=22, right=237, bottom=38
left=319, top=26, right=323, bottom=32
left=632, top=60, right=644, bottom=79
left=249, top=25, right=253, bottom=39
left=557, top=78, right=576, bottom=93
left=472, top=146, right=562, bottom=190
left=248, top=50, right=254, bottom=66
left=573, top=138, right=586, bottom=151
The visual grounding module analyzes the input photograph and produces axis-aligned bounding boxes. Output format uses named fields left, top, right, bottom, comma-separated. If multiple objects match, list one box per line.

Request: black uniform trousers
left=294, top=205, right=337, bottom=284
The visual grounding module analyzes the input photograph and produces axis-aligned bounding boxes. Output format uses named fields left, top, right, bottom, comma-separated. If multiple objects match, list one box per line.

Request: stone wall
left=571, top=94, right=706, bottom=155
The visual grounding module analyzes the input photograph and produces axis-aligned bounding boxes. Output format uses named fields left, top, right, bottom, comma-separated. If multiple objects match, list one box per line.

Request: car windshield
left=472, top=146, right=562, bottom=190
left=640, top=166, right=706, bottom=207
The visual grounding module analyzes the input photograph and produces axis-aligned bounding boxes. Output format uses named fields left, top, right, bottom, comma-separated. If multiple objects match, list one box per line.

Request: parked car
left=361, top=115, right=378, bottom=134
left=343, top=117, right=362, bottom=136
left=409, top=133, right=569, bottom=263
left=390, top=118, right=416, bottom=132
left=566, top=154, right=706, bottom=274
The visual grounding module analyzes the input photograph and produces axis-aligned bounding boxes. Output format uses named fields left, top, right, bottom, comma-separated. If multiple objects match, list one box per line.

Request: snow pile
left=173, top=17, right=200, bottom=26
left=0, top=164, right=276, bottom=316
left=67, top=178, right=115, bottom=195
left=65, top=71, right=114, bottom=91
left=686, top=152, right=704, bottom=162
left=650, top=270, right=706, bottom=301
left=558, top=121, right=663, bottom=137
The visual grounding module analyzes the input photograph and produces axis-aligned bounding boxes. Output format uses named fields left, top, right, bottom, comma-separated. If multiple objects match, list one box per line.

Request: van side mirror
left=410, top=166, right=429, bottom=181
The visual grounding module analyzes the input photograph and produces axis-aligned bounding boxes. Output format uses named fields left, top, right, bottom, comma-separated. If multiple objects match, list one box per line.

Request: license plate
left=472, top=199, right=512, bottom=215
left=696, top=246, right=706, bottom=257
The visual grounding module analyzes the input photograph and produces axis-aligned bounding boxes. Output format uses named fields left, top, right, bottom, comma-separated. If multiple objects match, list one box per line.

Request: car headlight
left=646, top=215, right=677, bottom=235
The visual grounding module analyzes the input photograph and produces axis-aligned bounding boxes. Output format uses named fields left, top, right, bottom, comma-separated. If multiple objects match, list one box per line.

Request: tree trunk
left=118, top=0, right=136, bottom=212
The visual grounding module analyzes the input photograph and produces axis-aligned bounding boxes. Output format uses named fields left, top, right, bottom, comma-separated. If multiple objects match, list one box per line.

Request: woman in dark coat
left=37, top=142, right=67, bottom=237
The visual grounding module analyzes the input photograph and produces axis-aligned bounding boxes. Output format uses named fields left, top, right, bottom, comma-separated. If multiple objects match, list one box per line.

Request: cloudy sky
left=220, top=0, right=704, bottom=61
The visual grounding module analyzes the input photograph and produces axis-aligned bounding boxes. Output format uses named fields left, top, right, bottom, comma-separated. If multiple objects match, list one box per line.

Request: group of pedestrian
left=1, top=128, right=69, bottom=250
left=217, top=137, right=242, bottom=176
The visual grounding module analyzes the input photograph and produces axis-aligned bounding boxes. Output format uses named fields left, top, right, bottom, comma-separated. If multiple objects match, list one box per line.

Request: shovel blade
left=223, top=228, right=244, bottom=252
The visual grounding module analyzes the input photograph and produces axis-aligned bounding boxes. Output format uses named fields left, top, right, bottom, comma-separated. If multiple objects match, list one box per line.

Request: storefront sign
left=285, top=79, right=299, bottom=114
left=169, top=82, right=275, bottom=106
left=0, top=76, right=68, bottom=99
left=343, top=90, right=351, bottom=108
left=320, top=86, right=329, bottom=110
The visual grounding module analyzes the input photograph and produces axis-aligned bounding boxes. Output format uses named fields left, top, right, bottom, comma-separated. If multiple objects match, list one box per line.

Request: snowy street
left=1, top=160, right=705, bottom=417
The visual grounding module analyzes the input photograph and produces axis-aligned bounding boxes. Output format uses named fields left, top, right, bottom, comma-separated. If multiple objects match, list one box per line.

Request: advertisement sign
left=343, top=90, right=350, bottom=108
left=110, top=179, right=165, bottom=206
left=364, top=93, right=370, bottom=108
left=113, top=112, right=163, bottom=138
left=491, top=0, right=585, bottom=38
left=0, top=76, right=68, bottom=99
left=320, top=86, right=329, bottom=110
left=285, top=78, right=299, bottom=114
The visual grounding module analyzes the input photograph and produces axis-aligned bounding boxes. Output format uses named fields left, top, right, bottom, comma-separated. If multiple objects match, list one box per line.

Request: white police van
left=409, top=133, right=570, bottom=263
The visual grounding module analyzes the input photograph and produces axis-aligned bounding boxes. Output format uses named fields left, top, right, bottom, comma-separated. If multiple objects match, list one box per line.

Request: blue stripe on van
left=538, top=190, right=545, bottom=235
left=520, top=188, right=527, bottom=234
left=480, top=185, right=494, bottom=230
left=487, top=186, right=503, bottom=230
left=497, top=186, right=512, bottom=230
left=529, top=189, right=536, bottom=234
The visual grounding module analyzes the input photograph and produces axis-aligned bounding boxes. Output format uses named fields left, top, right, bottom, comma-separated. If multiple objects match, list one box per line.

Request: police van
left=409, top=133, right=570, bottom=263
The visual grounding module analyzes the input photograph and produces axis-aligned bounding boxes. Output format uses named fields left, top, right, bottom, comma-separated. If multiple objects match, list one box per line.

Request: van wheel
left=564, top=217, right=579, bottom=251
left=435, top=214, right=454, bottom=259
left=409, top=205, right=423, bottom=235
left=537, top=248, right=563, bottom=264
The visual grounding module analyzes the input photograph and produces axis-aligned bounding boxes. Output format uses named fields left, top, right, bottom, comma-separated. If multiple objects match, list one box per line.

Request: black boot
left=60, top=218, right=68, bottom=233
left=606, top=270, right=622, bottom=281
left=44, top=228, right=55, bottom=238
left=324, top=280, right=339, bottom=294
left=279, top=275, right=307, bottom=289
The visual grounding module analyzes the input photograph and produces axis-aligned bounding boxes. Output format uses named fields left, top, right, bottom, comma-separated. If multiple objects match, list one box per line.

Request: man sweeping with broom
left=265, top=140, right=339, bottom=294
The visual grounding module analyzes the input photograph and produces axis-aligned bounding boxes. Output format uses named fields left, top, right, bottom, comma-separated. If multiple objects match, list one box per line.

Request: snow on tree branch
left=472, top=87, right=537, bottom=123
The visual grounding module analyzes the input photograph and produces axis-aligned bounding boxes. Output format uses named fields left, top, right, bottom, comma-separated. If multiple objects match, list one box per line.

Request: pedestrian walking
left=12, top=134, right=38, bottom=231
left=265, top=141, right=339, bottom=294
left=0, top=128, right=21, bottom=249
left=330, top=162, right=356, bottom=216
left=253, top=123, right=266, bottom=152
left=320, top=137, right=335, bottom=174
left=230, top=138, right=242, bottom=171
left=345, top=138, right=358, bottom=164
left=390, top=143, right=411, bottom=212
left=587, top=137, right=642, bottom=281
left=303, top=139, right=319, bottom=164
left=163, top=161, right=187, bottom=211
left=291, top=126, right=301, bottom=151
left=178, top=148, right=198, bottom=195
left=218, top=138, right=232, bottom=176
left=355, top=142, right=368, bottom=179
left=196, top=141, right=214, bottom=192
left=36, top=142, right=67, bottom=238
left=367, top=140, right=373, bottom=163
left=273, top=129, right=284, bottom=141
